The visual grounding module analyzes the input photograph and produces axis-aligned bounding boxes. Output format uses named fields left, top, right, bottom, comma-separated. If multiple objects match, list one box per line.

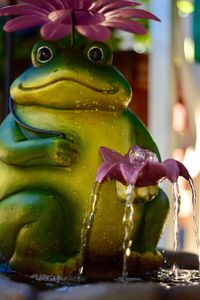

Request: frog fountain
left=0, top=0, right=198, bottom=292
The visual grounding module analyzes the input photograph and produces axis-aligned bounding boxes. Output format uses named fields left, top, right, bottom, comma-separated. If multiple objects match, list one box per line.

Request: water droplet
left=126, top=248, right=131, bottom=257
left=129, top=147, right=158, bottom=164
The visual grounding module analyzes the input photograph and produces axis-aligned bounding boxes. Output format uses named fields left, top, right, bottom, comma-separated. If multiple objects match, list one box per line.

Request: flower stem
left=71, top=10, right=76, bottom=48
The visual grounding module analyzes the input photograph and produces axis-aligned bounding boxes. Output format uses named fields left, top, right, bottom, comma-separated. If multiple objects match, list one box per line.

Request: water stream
left=189, top=178, right=200, bottom=271
left=172, top=182, right=181, bottom=279
left=78, top=182, right=101, bottom=279
left=1, top=175, right=200, bottom=288
left=78, top=181, right=136, bottom=282
left=122, top=184, right=135, bottom=281
left=171, top=178, right=200, bottom=281
left=78, top=176, right=200, bottom=284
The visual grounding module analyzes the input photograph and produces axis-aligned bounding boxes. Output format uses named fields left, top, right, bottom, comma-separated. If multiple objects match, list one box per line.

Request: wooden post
left=3, top=0, right=15, bottom=117
left=149, top=0, right=176, bottom=249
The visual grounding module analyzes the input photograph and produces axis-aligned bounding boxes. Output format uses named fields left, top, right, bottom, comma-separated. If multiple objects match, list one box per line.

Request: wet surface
left=0, top=251, right=200, bottom=300
left=1, top=264, right=200, bottom=291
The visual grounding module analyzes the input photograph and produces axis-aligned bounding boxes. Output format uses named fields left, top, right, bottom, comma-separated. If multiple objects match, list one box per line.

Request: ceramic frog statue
left=0, top=41, right=169, bottom=276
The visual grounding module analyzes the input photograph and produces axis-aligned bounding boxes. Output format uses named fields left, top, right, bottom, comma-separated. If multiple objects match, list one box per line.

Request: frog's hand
left=0, top=114, right=79, bottom=167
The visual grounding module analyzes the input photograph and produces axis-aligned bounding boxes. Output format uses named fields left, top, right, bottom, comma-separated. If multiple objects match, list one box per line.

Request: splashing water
left=172, top=179, right=200, bottom=279
left=78, top=144, right=200, bottom=283
left=79, top=181, right=136, bottom=282
left=172, top=182, right=181, bottom=279
left=156, top=268, right=200, bottom=286
left=78, top=182, right=101, bottom=278
left=189, top=178, right=200, bottom=271
left=122, top=185, right=135, bottom=282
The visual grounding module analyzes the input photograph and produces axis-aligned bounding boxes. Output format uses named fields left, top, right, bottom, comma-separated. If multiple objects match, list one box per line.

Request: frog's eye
left=85, top=42, right=113, bottom=65
left=36, top=46, right=53, bottom=64
left=32, top=42, right=59, bottom=67
left=87, top=47, right=104, bottom=63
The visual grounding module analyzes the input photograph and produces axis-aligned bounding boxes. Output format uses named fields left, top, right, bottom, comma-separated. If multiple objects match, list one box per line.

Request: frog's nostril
left=53, top=69, right=59, bottom=73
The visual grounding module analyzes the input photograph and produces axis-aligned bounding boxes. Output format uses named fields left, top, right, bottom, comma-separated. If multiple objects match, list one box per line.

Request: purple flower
left=0, top=0, right=160, bottom=41
left=96, top=145, right=191, bottom=186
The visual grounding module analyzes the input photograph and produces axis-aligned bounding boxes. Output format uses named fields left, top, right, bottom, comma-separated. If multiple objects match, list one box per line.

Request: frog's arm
left=124, top=109, right=161, bottom=161
left=0, top=114, right=79, bottom=167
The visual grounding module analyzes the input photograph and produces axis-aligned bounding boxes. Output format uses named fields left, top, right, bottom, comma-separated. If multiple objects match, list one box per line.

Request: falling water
left=78, top=182, right=101, bottom=278
left=122, top=184, right=135, bottom=282
left=171, top=178, right=200, bottom=281
left=189, top=178, right=200, bottom=271
left=172, top=182, right=181, bottom=279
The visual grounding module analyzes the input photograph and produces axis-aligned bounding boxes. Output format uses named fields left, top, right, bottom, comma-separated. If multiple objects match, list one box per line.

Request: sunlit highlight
left=177, top=0, right=194, bottom=16
left=184, top=36, right=194, bottom=64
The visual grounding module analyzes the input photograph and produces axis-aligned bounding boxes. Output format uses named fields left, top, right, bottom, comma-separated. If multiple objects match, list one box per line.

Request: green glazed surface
left=0, top=41, right=169, bottom=276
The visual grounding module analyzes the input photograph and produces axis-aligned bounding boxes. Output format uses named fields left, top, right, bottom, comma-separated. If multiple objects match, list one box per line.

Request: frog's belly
left=0, top=106, right=135, bottom=256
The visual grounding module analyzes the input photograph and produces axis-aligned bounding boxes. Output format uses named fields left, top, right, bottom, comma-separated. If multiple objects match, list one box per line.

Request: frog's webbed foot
left=0, top=190, right=81, bottom=275
left=116, top=181, right=158, bottom=203
left=127, top=250, right=164, bottom=274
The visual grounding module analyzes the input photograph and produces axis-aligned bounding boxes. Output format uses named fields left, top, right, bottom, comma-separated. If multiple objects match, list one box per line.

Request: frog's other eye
left=36, top=46, right=53, bottom=63
left=85, top=42, right=113, bottom=66
left=87, top=47, right=104, bottom=63
left=32, top=42, right=59, bottom=67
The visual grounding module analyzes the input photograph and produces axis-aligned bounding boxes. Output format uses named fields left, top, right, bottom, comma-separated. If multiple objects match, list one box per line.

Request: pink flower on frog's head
left=0, top=0, right=160, bottom=41
left=96, top=145, right=191, bottom=186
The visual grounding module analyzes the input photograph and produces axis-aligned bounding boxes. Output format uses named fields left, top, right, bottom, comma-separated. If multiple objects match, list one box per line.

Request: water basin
left=0, top=250, right=199, bottom=300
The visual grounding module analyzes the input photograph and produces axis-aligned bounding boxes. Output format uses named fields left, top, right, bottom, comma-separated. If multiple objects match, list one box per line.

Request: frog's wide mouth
left=19, top=78, right=118, bottom=94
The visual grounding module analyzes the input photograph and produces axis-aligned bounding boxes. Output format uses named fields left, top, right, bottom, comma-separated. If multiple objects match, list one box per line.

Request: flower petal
left=162, top=159, right=191, bottom=183
left=0, top=4, right=47, bottom=16
left=102, top=19, right=147, bottom=34
left=76, top=24, right=111, bottom=41
left=64, top=0, right=79, bottom=9
left=119, top=162, right=143, bottom=185
left=98, top=1, right=140, bottom=14
left=95, top=162, right=122, bottom=183
left=105, top=8, right=161, bottom=22
left=23, top=0, right=61, bottom=10
left=99, top=146, right=125, bottom=162
left=91, top=0, right=140, bottom=13
left=78, top=0, right=93, bottom=9
left=3, top=15, right=47, bottom=32
left=96, top=145, right=192, bottom=187
left=120, top=162, right=167, bottom=186
left=74, top=11, right=104, bottom=25
left=135, top=162, right=167, bottom=186
left=48, top=9, right=71, bottom=23
left=0, top=0, right=160, bottom=41
left=40, top=22, right=71, bottom=40
left=51, top=0, right=66, bottom=9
